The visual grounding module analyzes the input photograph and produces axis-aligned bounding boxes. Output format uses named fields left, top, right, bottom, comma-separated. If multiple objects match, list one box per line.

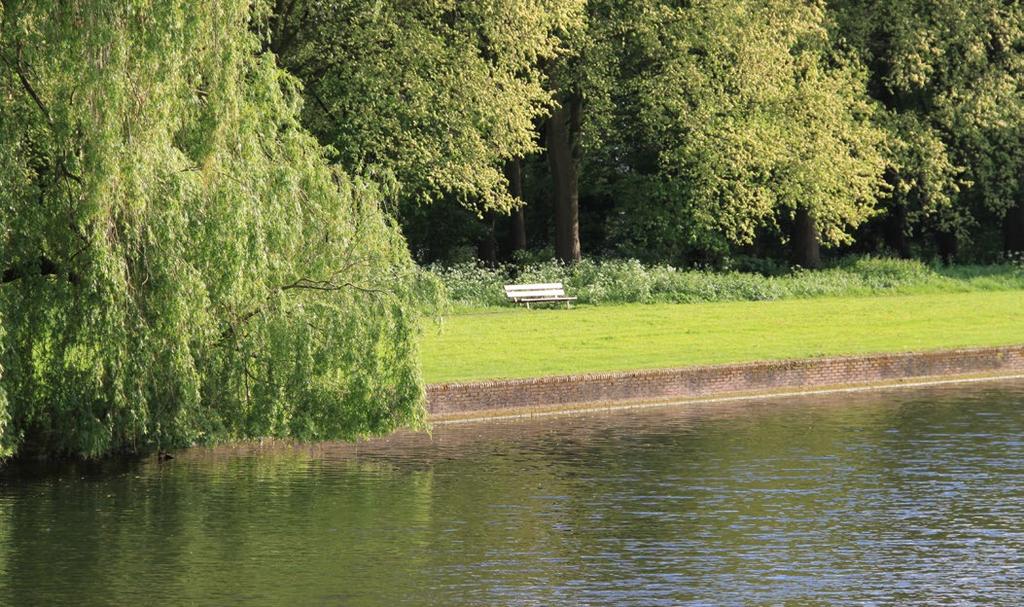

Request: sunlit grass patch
left=421, top=291, right=1024, bottom=383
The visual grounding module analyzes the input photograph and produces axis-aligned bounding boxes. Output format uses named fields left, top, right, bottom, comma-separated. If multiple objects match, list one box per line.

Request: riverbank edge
left=426, top=345, right=1024, bottom=422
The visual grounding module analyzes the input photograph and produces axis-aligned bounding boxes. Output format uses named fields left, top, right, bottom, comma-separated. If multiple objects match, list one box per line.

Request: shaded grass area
left=421, top=291, right=1024, bottom=383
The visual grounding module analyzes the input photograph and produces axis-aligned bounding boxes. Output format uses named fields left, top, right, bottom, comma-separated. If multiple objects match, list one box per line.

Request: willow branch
left=218, top=276, right=390, bottom=342
left=4, top=45, right=83, bottom=186
left=281, top=277, right=388, bottom=295
left=6, top=44, right=52, bottom=125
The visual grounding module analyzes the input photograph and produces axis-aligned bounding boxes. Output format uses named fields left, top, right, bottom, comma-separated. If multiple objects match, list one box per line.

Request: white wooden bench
left=504, top=282, right=577, bottom=309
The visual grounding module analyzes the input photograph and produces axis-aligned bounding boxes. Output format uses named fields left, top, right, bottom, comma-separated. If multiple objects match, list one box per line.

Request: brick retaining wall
left=426, top=346, right=1024, bottom=420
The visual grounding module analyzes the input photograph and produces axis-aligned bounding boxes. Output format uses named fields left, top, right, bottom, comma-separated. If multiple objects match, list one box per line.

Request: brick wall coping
left=426, top=345, right=1024, bottom=421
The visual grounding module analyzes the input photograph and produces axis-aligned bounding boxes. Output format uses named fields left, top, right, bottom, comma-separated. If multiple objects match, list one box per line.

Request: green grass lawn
left=420, top=290, right=1024, bottom=383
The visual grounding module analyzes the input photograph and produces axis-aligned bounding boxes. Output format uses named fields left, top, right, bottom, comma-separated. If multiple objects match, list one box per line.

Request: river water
left=2, top=381, right=1023, bottom=605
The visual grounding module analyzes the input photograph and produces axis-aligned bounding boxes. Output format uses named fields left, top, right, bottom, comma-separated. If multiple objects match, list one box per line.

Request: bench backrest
left=504, top=282, right=566, bottom=300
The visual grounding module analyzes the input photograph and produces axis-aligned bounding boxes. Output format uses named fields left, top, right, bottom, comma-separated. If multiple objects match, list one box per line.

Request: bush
left=427, top=262, right=511, bottom=307
left=427, top=255, right=1024, bottom=308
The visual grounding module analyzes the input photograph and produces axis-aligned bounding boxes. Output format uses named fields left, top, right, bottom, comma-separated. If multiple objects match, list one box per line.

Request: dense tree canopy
left=248, top=0, right=1024, bottom=267
left=268, top=0, right=584, bottom=213
left=831, top=0, right=1024, bottom=258
left=0, top=0, right=438, bottom=458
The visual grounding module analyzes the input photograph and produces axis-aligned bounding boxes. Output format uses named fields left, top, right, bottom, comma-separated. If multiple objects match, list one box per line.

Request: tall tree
left=0, top=0, right=438, bottom=458
left=599, top=0, right=886, bottom=267
left=536, top=0, right=624, bottom=264
left=268, top=0, right=583, bottom=216
left=546, top=91, right=583, bottom=262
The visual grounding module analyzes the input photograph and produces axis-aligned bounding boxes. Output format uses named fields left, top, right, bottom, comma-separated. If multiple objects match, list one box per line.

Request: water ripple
left=1, top=381, right=1024, bottom=605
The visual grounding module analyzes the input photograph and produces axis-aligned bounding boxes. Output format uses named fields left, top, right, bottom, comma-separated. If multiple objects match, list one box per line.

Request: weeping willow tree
left=0, top=1, right=440, bottom=458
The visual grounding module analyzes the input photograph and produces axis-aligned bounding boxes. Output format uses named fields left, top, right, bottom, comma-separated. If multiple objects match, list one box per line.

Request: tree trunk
left=791, top=207, right=822, bottom=269
left=935, top=230, right=958, bottom=265
left=546, top=94, right=581, bottom=264
left=506, top=158, right=527, bottom=252
left=885, top=204, right=912, bottom=258
left=1003, top=202, right=1024, bottom=254
left=477, top=211, right=498, bottom=266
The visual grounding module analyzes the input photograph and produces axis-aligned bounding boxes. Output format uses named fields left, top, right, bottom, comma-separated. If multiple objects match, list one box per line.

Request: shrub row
left=427, top=257, right=1024, bottom=308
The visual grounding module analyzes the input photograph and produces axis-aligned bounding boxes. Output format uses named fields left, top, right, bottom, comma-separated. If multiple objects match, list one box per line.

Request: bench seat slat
left=508, top=290, right=566, bottom=298
left=513, top=296, right=576, bottom=302
left=504, top=283, right=563, bottom=291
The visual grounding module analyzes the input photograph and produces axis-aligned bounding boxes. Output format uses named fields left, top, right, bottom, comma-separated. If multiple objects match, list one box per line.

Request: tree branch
left=58, top=165, right=83, bottom=184
left=218, top=276, right=390, bottom=342
left=15, top=64, right=49, bottom=123
left=3, top=43, right=83, bottom=185
left=281, top=277, right=388, bottom=295
left=308, top=85, right=341, bottom=125
left=6, top=43, right=52, bottom=126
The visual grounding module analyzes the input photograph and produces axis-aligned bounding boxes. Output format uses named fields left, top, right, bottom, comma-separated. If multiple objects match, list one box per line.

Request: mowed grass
left=420, top=290, right=1024, bottom=383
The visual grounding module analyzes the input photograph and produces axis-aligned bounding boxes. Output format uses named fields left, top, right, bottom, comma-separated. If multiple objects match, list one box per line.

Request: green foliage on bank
left=0, top=2, right=440, bottom=459
left=7, top=0, right=1024, bottom=458
left=429, top=257, right=1024, bottom=308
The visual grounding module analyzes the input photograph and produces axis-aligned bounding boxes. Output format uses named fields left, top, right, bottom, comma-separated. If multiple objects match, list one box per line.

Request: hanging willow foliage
left=0, top=1, right=441, bottom=458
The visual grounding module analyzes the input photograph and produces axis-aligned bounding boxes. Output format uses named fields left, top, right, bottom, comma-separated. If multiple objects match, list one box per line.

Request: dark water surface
left=3, top=382, right=1024, bottom=606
